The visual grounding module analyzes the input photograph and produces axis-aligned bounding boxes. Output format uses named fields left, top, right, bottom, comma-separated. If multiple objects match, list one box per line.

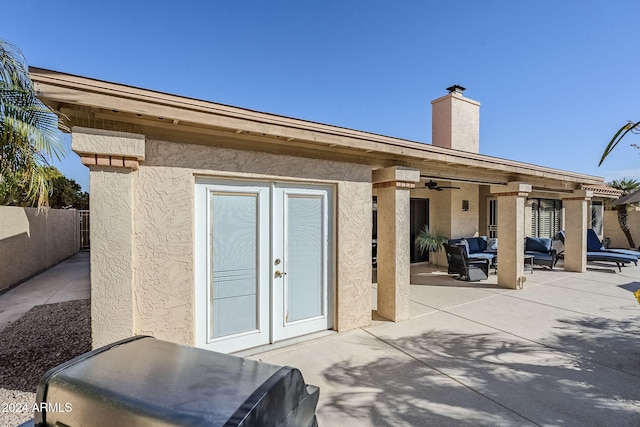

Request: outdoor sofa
left=447, top=237, right=497, bottom=262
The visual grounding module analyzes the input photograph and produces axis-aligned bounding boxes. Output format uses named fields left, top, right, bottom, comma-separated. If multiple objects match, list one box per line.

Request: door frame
left=410, top=198, right=430, bottom=263
left=194, top=180, right=271, bottom=353
left=195, top=177, right=335, bottom=353
left=272, top=184, right=334, bottom=342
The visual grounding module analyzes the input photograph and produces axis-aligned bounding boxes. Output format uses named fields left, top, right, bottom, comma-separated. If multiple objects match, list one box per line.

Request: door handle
left=274, top=270, right=287, bottom=278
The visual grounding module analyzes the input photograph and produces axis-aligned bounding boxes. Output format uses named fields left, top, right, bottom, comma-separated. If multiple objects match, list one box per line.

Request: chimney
left=431, top=85, right=480, bottom=153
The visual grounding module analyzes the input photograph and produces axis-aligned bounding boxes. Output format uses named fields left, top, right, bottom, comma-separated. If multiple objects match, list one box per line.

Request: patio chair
left=554, top=231, right=637, bottom=272
left=525, top=237, right=557, bottom=269
left=443, top=243, right=489, bottom=282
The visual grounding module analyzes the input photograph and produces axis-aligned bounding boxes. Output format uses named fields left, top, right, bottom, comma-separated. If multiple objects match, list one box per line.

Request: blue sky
left=4, top=1, right=640, bottom=191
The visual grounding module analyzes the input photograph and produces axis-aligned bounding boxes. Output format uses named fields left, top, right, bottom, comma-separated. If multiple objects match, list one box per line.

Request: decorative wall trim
left=373, top=181, right=416, bottom=189
left=80, top=154, right=140, bottom=170
left=492, top=191, right=529, bottom=198
left=562, top=196, right=592, bottom=201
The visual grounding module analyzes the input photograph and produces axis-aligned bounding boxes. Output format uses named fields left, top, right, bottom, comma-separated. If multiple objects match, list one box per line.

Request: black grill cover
left=34, top=336, right=319, bottom=426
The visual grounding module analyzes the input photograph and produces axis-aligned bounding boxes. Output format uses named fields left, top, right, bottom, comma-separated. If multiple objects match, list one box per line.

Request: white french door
left=195, top=180, right=333, bottom=354
left=272, top=185, right=331, bottom=342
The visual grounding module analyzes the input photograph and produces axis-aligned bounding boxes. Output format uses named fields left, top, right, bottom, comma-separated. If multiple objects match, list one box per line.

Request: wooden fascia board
left=31, top=68, right=605, bottom=186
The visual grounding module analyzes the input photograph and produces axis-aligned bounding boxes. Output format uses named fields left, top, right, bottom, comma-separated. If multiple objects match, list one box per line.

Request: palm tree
left=0, top=39, right=65, bottom=208
left=608, top=178, right=640, bottom=248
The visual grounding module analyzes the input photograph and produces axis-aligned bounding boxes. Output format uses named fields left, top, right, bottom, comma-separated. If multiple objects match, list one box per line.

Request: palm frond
left=599, top=121, right=640, bottom=166
left=0, top=39, right=66, bottom=208
left=415, top=226, right=448, bottom=254
left=607, top=178, right=640, bottom=195
left=0, top=39, right=31, bottom=89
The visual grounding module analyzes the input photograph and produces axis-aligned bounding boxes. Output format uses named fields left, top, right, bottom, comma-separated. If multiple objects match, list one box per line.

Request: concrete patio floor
left=250, top=262, right=640, bottom=426
left=2, top=254, right=640, bottom=425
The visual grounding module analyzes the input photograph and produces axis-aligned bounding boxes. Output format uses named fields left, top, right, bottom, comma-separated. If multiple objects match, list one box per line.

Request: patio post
left=72, top=127, right=146, bottom=348
left=562, top=190, right=593, bottom=272
left=491, top=182, right=532, bottom=289
left=372, top=166, right=420, bottom=321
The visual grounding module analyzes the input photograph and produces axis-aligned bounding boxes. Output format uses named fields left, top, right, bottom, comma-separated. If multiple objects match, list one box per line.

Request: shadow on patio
left=256, top=262, right=640, bottom=426
left=320, top=324, right=640, bottom=426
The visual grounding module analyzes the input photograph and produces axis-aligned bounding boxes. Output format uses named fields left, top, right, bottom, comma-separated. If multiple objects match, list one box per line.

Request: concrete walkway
left=0, top=251, right=90, bottom=332
left=2, top=254, right=640, bottom=425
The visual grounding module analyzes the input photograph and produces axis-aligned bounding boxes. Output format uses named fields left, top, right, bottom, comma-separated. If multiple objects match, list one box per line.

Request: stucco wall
left=450, top=183, right=480, bottom=238
left=418, top=183, right=479, bottom=240
left=336, top=180, right=372, bottom=329
left=90, top=167, right=136, bottom=347
left=417, top=187, right=451, bottom=237
left=416, top=183, right=479, bottom=266
left=130, top=139, right=372, bottom=345
left=0, top=206, right=79, bottom=291
left=604, top=210, right=640, bottom=249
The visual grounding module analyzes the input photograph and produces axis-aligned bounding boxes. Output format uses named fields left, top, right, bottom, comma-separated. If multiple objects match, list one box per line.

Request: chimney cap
left=446, top=84, right=466, bottom=94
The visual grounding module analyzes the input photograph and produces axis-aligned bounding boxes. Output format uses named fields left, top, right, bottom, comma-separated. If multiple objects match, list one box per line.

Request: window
left=372, top=196, right=377, bottom=266
left=531, top=199, right=562, bottom=238
left=488, top=199, right=498, bottom=238
left=591, top=201, right=603, bottom=236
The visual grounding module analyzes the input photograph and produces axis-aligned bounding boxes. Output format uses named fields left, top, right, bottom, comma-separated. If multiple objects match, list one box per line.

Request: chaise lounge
left=586, top=229, right=640, bottom=260
left=555, top=231, right=638, bottom=272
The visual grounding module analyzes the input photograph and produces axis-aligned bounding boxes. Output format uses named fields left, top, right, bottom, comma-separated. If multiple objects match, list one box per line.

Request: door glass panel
left=488, top=199, right=498, bottom=238
left=286, top=195, right=323, bottom=322
left=591, top=202, right=603, bottom=235
left=410, top=199, right=429, bottom=263
left=210, top=192, right=258, bottom=339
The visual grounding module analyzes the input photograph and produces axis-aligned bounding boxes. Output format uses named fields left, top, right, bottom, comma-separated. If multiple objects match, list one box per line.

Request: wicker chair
left=443, top=243, right=490, bottom=282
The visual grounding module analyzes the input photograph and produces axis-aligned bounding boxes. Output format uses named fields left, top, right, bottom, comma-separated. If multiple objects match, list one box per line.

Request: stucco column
left=372, top=167, right=420, bottom=321
left=491, top=182, right=532, bottom=289
left=72, top=127, right=145, bottom=348
left=562, top=190, right=592, bottom=272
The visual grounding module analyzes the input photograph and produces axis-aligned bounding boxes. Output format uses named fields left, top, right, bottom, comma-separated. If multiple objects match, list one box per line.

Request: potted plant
left=414, top=225, right=448, bottom=255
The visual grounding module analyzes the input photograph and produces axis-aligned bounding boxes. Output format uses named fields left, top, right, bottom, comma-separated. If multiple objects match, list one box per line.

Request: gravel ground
left=0, top=299, right=91, bottom=427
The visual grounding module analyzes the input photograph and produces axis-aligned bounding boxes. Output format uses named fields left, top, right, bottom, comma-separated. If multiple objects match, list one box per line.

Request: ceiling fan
left=425, top=180, right=461, bottom=191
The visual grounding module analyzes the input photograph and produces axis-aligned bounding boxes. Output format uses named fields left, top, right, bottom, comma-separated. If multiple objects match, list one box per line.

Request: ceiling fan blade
left=424, top=180, right=460, bottom=190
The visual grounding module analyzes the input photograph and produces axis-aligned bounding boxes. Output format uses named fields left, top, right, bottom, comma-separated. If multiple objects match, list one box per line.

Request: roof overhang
left=30, top=67, right=605, bottom=193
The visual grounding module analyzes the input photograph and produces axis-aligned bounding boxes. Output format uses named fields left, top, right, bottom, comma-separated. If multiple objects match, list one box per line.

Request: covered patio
left=251, top=262, right=640, bottom=426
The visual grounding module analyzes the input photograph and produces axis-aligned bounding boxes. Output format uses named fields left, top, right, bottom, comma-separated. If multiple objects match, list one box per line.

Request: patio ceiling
left=31, top=67, right=604, bottom=193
